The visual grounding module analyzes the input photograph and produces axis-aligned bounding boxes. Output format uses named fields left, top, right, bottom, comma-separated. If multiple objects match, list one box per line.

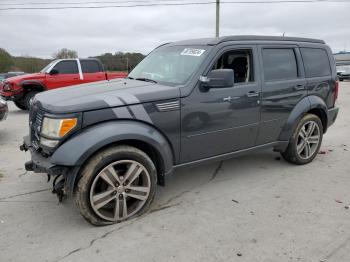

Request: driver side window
left=212, top=49, right=254, bottom=83
left=52, top=60, right=79, bottom=74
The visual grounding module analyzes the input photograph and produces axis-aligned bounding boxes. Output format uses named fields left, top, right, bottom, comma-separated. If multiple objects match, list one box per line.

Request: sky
left=0, top=0, right=350, bottom=58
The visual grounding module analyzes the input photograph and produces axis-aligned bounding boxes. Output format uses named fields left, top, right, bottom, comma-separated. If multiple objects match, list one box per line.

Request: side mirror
left=49, top=69, right=59, bottom=75
left=200, top=69, right=234, bottom=89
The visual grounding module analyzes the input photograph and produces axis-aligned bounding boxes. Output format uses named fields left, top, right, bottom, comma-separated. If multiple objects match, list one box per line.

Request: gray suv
left=21, top=36, right=339, bottom=225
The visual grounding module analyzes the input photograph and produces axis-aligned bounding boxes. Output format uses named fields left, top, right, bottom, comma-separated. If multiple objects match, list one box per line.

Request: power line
left=0, top=0, right=205, bottom=6
left=0, top=0, right=349, bottom=10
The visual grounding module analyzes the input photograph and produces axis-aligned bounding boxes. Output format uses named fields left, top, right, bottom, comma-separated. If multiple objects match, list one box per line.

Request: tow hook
left=52, top=174, right=66, bottom=202
left=19, top=143, right=28, bottom=152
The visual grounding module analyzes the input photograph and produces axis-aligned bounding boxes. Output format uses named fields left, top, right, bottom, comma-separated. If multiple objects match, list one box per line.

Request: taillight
left=334, top=80, right=339, bottom=106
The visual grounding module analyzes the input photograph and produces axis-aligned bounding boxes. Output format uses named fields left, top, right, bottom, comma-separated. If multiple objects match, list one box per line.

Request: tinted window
left=53, top=61, right=79, bottom=74
left=81, top=60, right=101, bottom=73
left=262, top=48, right=298, bottom=81
left=301, top=48, right=331, bottom=78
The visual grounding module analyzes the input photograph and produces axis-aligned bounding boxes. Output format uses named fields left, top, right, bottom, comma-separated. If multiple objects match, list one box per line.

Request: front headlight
left=41, top=117, right=78, bottom=139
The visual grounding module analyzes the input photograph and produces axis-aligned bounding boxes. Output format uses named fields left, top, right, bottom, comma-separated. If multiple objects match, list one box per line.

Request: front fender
left=51, top=120, right=174, bottom=174
left=20, top=80, right=46, bottom=91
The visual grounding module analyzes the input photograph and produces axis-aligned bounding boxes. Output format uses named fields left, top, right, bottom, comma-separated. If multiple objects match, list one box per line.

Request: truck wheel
left=76, top=145, right=157, bottom=226
left=281, top=114, right=323, bottom=165
left=24, top=91, right=39, bottom=110
left=14, top=100, right=27, bottom=110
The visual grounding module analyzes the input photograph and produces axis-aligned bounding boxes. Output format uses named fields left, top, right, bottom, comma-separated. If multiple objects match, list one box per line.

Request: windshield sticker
left=181, top=48, right=206, bottom=56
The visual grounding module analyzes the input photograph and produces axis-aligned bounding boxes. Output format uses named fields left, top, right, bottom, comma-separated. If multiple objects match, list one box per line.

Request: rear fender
left=278, top=95, right=328, bottom=142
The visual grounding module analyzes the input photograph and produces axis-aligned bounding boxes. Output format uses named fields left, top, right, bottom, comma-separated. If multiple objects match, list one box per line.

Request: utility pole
left=216, top=0, right=220, bottom=37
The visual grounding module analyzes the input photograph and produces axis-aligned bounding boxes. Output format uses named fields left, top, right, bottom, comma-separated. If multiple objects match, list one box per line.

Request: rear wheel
left=281, top=114, right=323, bottom=165
left=76, top=145, right=157, bottom=226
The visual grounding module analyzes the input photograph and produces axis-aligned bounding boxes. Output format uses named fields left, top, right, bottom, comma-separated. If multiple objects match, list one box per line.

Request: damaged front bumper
left=20, top=135, right=79, bottom=198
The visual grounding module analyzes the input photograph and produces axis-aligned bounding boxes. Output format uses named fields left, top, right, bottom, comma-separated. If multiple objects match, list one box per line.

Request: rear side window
left=262, top=48, right=298, bottom=81
left=301, top=48, right=331, bottom=78
left=81, top=60, right=101, bottom=73
left=53, top=60, right=79, bottom=74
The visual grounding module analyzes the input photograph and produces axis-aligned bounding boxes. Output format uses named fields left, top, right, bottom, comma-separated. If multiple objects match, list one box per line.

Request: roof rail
left=209, top=35, right=325, bottom=45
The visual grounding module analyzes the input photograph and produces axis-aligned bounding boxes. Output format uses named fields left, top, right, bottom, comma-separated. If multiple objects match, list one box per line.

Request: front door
left=180, top=46, right=261, bottom=163
left=46, top=60, right=82, bottom=89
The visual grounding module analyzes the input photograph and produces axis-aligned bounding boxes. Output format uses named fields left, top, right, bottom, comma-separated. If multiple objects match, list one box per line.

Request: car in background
left=0, top=72, right=26, bottom=82
left=336, top=65, right=350, bottom=81
left=0, top=97, right=8, bottom=121
left=0, top=58, right=127, bottom=110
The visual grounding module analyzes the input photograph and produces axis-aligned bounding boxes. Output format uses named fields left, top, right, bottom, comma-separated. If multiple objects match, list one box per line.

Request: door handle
left=246, top=91, right=259, bottom=97
left=73, top=77, right=79, bottom=80
left=223, top=96, right=233, bottom=102
left=294, top=84, right=305, bottom=90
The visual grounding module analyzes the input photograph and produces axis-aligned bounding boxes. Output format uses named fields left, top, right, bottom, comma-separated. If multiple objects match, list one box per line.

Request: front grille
left=29, top=103, right=43, bottom=150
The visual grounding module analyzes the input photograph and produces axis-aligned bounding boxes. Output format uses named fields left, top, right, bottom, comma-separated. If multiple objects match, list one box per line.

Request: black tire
left=281, top=114, right=323, bottom=165
left=14, top=100, right=27, bottom=110
left=75, top=145, right=157, bottom=226
left=339, top=78, right=344, bottom=82
left=23, top=91, right=39, bottom=110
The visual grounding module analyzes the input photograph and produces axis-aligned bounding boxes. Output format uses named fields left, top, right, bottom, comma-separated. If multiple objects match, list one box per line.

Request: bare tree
left=53, top=48, right=78, bottom=59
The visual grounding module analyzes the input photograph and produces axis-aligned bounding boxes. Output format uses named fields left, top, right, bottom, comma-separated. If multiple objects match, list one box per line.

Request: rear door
left=256, top=45, right=307, bottom=144
left=80, top=60, right=106, bottom=83
left=46, top=60, right=82, bottom=89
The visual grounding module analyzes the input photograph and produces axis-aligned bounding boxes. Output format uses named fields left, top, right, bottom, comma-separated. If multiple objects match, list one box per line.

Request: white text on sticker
left=181, top=48, right=205, bottom=56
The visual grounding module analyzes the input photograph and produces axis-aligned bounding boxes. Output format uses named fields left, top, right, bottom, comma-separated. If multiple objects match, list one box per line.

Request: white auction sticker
left=181, top=48, right=206, bottom=56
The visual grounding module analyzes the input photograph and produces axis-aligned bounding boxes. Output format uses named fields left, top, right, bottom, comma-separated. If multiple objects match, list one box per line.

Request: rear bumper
left=327, top=107, right=339, bottom=129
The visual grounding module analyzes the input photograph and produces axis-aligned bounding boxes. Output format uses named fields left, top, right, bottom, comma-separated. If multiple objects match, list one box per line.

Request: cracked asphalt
left=1, top=82, right=350, bottom=262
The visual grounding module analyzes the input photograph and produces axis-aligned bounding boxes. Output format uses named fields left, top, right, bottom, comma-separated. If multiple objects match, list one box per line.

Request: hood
left=35, top=79, right=181, bottom=114
left=5, top=73, right=44, bottom=83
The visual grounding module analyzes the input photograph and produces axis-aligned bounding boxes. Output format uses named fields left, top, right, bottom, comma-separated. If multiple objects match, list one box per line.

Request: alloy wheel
left=89, top=160, right=151, bottom=222
left=296, top=120, right=321, bottom=160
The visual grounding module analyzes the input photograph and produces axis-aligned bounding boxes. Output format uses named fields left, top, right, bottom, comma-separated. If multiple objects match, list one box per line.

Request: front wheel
left=76, top=145, right=157, bottom=226
left=281, top=114, right=323, bottom=165
left=14, top=100, right=27, bottom=110
left=24, top=91, right=39, bottom=110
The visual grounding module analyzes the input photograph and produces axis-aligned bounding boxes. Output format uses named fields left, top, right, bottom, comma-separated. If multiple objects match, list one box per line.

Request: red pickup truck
left=0, top=58, right=127, bottom=110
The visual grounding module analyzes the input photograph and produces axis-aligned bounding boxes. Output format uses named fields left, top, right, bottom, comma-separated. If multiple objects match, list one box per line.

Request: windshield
left=40, top=61, right=55, bottom=73
left=337, top=65, right=350, bottom=73
left=128, top=45, right=210, bottom=85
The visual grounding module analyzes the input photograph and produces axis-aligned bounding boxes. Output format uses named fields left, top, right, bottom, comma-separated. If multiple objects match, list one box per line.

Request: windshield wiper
left=135, top=77, right=157, bottom=84
left=126, top=76, right=134, bottom=79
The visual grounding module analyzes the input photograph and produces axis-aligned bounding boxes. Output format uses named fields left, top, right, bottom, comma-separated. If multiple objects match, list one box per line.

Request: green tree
left=53, top=48, right=78, bottom=59
left=0, top=48, right=13, bottom=73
